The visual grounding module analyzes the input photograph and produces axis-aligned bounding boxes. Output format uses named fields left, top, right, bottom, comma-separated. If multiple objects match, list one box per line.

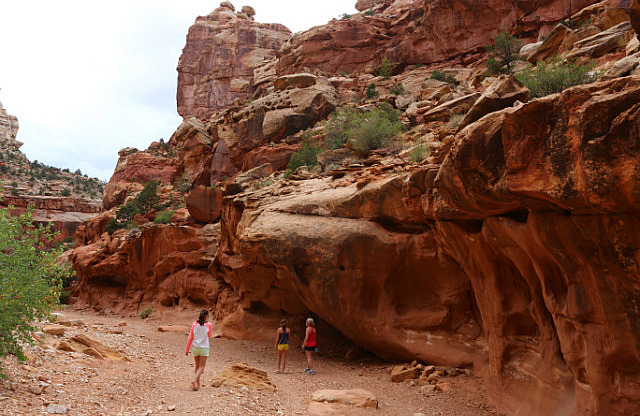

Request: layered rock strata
left=176, top=4, right=291, bottom=120
left=276, top=0, right=601, bottom=75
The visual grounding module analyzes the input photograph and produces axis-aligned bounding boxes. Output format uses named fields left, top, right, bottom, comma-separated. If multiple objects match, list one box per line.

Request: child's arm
left=206, top=322, right=213, bottom=339
left=185, top=323, right=196, bottom=355
left=301, top=327, right=309, bottom=349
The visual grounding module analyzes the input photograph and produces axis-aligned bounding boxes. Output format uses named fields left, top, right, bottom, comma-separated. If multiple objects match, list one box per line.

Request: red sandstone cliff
left=176, top=3, right=291, bottom=121
left=70, top=1, right=640, bottom=415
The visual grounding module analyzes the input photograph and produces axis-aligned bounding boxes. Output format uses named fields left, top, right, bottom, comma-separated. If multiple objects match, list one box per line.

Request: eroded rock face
left=217, top=176, right=484, bottom=365
left=276, top=0, right=601, bottom=75
left=215, top=77, right=640, bottom=416
left=433, top=77, right=640, bottom=415
left=209, top=75, right=338, bottom=178
left=72, top=222, right=234, bottom=316
left=176, top=7, right=291, bottom=120
left=0, top=99, right=19, bottom=144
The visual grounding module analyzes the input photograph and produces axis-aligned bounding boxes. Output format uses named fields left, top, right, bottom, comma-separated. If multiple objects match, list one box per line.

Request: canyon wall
left=70, top=1, right=640, bottom=415
left=176, top=3, right=291, bottom=121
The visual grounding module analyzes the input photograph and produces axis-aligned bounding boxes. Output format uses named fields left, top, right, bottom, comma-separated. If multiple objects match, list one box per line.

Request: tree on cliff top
left=0, top=206, right=65, bottom=374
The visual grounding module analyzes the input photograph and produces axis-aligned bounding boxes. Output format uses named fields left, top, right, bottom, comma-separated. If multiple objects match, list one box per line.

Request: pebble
left=46, top=403, right=68, bottom=414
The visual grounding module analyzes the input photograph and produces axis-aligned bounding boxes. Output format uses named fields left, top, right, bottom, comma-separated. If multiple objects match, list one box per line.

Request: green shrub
left=0, top=208, right=66, bottom=371
left=139, top=307, right=152, bottom=319
left=347, top=103, right=405, bottom=155
left=366, top=83, right=378, bottom=99
left=364, top=10, right=375, bottom=16
left=485, top=29, right=523, bottom=75
left=409, top=144, right=429, bottom=163
left=389, top=82, right=406, bottom=95
left=515, top=58, right=599, bottom=98
left=285, top=133, right=324, bottom=176
left=153, top=210, right=174, bottom=224
left=340, top=13, right=352, bottom=19
left=325, top=107, right=361, bottom=149
left=61, top=188, right=71, bottom=196
left=430, top=70, right=459, bottom=86
left=377, top=57, right=393, bottom=79
left=135, top=180, right=160, bottom=213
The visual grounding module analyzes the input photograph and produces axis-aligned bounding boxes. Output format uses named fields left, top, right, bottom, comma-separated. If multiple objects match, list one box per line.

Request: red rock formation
left=176, top=5, right=291, bottom=120
left=276, top=0, right=602, bottom=76
left=72, top=222, right=234, bottom=316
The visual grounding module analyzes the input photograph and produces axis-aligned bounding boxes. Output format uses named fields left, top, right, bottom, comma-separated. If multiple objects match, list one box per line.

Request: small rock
left=46, top=404, right=68, bottom=414
left=436, top=381, right=453, bottom=392
left=167, top=404, right=176, bottom=411
left=50, top=313, right=71, bottom=326
left=116, top=321, right=127, bottom=327
left=420, top=385, right=436, bottom=394
left=43, top=324, right=66, bottom=336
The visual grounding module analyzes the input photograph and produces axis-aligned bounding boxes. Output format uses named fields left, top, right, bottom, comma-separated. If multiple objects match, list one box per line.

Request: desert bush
left=0, top=208, right=66, bottom=372
left=348, top=102, right=405, bottom=154
left=139, top=307, right=152, bottom=319
left=430, top=70, right=459, bottom=86
left=153, top=210, right=174, bottom=224
left=389, top=82, right=406, bottom=95
left=485, top=29, right=523, bottom=75
left=409, top=143, right=429, bottom=163
left=377, top=57, right=393, bottom=79
left=325, top=106, right=361, bottom=149
left=515, top=58, right=599, bottom=98
left=285, top=132, right=324, bottom=176
left=366, top=83, right=378, bottom=99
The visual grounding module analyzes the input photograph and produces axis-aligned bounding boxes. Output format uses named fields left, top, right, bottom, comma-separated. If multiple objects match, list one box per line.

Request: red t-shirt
left=304, top=327, right=316, bottom=347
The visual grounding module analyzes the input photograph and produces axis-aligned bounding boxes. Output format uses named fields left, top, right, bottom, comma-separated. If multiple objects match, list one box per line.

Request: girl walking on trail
left=301, top=317, right=317, bottom=375
left=185, top=309, right=213, bottom=390
left=275, top=319, right=291, bottom=373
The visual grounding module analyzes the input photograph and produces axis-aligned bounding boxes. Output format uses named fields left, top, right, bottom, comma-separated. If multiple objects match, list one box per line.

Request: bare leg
left=194, top=356, right=208, bottom=389
left=277, top=349, right=283, bottom=372
left=305, top=350, right=313, bottom=370
left=191, top=356, right=200, bottom=390
left=282, top=349, right=288, bottom=373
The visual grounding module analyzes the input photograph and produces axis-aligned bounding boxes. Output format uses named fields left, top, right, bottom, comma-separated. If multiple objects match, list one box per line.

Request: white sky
left=0, top=1, right=357, bottom=181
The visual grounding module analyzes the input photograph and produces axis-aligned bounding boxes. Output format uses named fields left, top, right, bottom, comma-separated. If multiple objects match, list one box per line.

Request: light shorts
left=191, top=347, right=209, bottom=357
left=277, top=344, right=289, bottom=351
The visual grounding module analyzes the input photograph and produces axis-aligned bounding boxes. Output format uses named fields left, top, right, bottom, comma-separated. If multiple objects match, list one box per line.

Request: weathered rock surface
left=209, top=74, right=338, bottom=178
left=210, top=362, right=275, bottom=391
left=0, top=99, right=19, bottom=144
left=277, top=0, right=601, bottom=75
left=311, top=388, right=378, bottom=408
left=176, top=6, right=291, bottom=120
left=72, top=222, right=234, bottom=316
left=214, top=77, right=640, bottom=416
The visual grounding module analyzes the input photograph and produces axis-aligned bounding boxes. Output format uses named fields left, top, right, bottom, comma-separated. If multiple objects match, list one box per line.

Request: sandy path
left=0, top=307, right=501, bottom=415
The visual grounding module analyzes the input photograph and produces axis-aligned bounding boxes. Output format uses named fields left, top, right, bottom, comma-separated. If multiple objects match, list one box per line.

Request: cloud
left=0, top=1, right=356, bottom=181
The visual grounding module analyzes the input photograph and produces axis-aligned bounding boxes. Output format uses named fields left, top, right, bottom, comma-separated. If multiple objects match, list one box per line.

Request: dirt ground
left=0, top=307, right=502, bottom=415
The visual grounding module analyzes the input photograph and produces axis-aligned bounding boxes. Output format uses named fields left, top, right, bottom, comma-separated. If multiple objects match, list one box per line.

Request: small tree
left=0, top=207, right=65, bottom=371
left=485, top=29, right=523, bottom=75
left=377, top=57, right=393, bottom=79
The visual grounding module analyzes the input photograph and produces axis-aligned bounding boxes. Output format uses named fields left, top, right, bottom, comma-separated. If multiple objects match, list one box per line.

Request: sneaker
left=304, top=367, right=310, bottom=372
left=307, top=369, right=315, bottom=375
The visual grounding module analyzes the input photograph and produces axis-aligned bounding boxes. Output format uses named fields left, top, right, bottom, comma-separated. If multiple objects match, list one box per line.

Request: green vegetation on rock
left=0, top=207, right=66, bottom=374
left=516, top=58, right=599, bottom=98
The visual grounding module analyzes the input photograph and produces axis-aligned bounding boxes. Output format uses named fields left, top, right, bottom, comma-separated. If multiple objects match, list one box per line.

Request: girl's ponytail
left=197, top=309, right=209, bottom=326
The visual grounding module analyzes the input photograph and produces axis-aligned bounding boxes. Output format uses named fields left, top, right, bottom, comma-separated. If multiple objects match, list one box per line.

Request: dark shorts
left=304, top=346, right=317, bottom=351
